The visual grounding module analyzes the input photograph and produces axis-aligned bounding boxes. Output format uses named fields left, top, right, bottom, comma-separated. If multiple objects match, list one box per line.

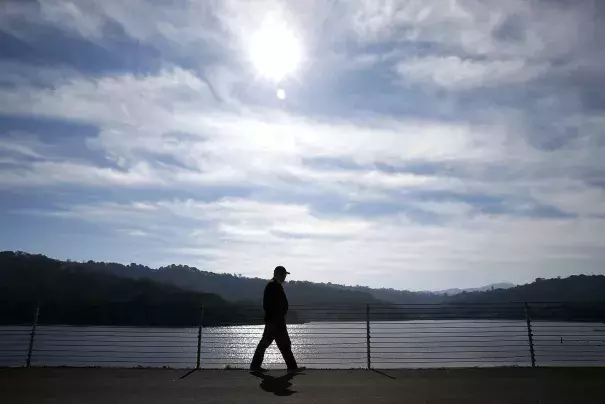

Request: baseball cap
left=274, top=265, right=290, bottom=275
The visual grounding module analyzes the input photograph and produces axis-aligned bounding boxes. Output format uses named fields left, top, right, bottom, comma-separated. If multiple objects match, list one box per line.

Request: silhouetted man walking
left=250, top=266, right=305, bottom=372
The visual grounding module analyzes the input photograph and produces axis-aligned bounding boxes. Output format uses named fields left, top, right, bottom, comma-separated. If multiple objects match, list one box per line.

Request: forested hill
left=2, top=251, right=604, bottom=309
left=0, top=251, right=386, bottom=307
left=448, top=275, right=605, bottom=303
left=50, top=256, right=387, bottom=305
left=0, top=251, right=244, bottom=326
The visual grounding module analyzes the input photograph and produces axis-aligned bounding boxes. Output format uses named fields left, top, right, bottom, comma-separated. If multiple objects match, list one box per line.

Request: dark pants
left=250, top=322, right=298, bottom=369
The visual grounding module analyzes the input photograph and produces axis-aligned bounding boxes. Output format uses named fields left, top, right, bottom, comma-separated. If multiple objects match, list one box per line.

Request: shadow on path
left=178, top=369, right=197, bottom=380
left=250, top=371, right=305, bottom=396
left=371, top=369, right=396, bottom=379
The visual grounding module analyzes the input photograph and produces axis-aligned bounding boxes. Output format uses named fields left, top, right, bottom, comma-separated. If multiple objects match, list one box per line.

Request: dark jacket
left=263, top=278, right=288, bottom=324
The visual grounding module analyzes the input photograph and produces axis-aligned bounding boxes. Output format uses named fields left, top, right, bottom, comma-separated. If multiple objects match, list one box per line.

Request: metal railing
left=1, top=302, right=604, bottom=369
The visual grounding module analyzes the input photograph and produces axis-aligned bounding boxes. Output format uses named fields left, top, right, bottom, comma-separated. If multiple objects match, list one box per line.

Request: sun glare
left=248, top=16, right=302, bottom=83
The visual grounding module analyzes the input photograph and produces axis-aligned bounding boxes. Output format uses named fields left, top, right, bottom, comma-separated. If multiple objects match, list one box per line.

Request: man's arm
left=263, top=282, right=278, bottom=319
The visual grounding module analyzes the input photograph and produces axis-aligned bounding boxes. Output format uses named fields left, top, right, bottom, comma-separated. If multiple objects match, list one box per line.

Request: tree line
left=1, top=251, right=604, bottom=325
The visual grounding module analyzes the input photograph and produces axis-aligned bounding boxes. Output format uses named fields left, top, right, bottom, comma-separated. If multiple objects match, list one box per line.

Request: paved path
left=1, top=367, right=604, bottom=403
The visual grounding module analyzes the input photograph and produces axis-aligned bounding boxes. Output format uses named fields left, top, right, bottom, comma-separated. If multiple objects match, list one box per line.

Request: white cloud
left=0, top=66, right=510, bottom=191
left=1, top=63, right=603, bottom=217
left=22, top=197, right=605, bottom=289
left=348, top=0, right=597, bottom=59
left=0, top=160, right=159, bottom=188
left=396, top=56, right=548, bottom=90
left=0, top=134, right=45, bottom=159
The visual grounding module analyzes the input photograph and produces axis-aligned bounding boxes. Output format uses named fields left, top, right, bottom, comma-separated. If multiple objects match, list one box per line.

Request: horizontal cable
left=35, top=339, right=196, bottom=344
left=293, top=342, right=365, bottom=346
left=36, top=331, right=198, bottom=337
left=203, top=353, right=363, bottom=357
left=202, top=363, right=366, bottom=366
left=202, top=345, right=366, bottom=353
left=37, top=327, right=197, bottom=333
left=202, top=336, right=365, bottom=339
left=33, top=344, right=193, bottom=348
left=287, top=307, right=368, bottom=310
left=371, top=353, right=530, bottom=361
left=372, top=359, right=529, bottom=367
left=369, top=349, right=528, bottom=354
left=371, top=303, right=528, bottom=306
left=33, top=349, right=194, bottom=354
left=203, top=331, right=365, bottom=335
left=370, top=318, right=528, bottom=321
left=37, top=324, right=195, bottom=330
left=201, top=357, right=365, bottom=361
left=35, top=339, right=197, bottom=344
left=369, top=313, right=526, bottom=316
left=34, top=354, right=194, bottom=359
left=37, top=333, right=197, bottom=338
left=369, top=308, right=527, bottom=312
left=201, top=352, right=366, bottom=361
left=372, top=314, right=529, bottom=317
left=202, top=351, right=365, bottom=355
left=206, top=322, right=531, bottom=327
left=206, top=358, right=365, bottom=367
left=533, top=339, right=605, bottom=342
left=370, top=342, right=526, bottom=346
left=370, top=320, right=527, bottom=324
left=277, top=332, right=365, bottom=336
left=537, top=344, right=605, bottom=349
left=533, top=334, right=605, bottom=337
left=0, top=328, right=32, bottom=332
left=371, top=349, right=529, bottom=352
left=370, top=325, right=527, bottom=329
left=369, top=305, right=526, bottom=309
left=534, top=331, right=605, bottom=334
left=532, top=323, right=605, bottom=327
left=370, top=323, right=527, bottom=331
left=534, top=351, right=605, bottom=355
left=205, top=332, right=364, bottom=335
left=371, top=358, right=529, bottom=363
left=31, top=359, right=194, bottom=363
left=535, top=359, right=605, bottom=362
left=38, top=333, right=198, bottom=337
left=202, top=345, right=366, bottom=349
left=370, top=336, right=527, bottom=347
left=370, top=336, right=526, bottom=341
left=535, top=344, right=605, bottom=347
left=368, top=330, right=525, bottom=335
left=239, top=312, right=361, bottom=315
left=289, top=326, right=367, bottom=329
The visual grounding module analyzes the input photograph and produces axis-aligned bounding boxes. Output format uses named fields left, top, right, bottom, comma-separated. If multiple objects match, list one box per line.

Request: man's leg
left=274, top=323, right=298, bottom=369
left=250, top=324, right=274, bottom=369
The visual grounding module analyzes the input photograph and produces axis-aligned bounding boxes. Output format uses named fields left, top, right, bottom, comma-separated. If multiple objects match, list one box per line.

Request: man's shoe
left=287, top=366, right=306, bottom=373
left=249, top=367, right=267, bottom=373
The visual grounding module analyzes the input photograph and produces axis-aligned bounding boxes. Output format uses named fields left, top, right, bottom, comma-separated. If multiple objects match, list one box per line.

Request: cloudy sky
left=1, top=0, right=604, bottom=290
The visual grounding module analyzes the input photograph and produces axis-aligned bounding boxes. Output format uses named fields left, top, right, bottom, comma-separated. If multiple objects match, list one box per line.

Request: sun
left=248, top=16, right=302, bottom=83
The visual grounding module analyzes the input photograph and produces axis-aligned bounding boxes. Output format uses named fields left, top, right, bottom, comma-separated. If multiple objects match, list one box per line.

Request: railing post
left=524, top=302, right=536, bottom=367
left=366, top=303, right=371, bottom=369
left=26, top=300, right=40, bottom=367
left=196, top=304, right=204, bottom=370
